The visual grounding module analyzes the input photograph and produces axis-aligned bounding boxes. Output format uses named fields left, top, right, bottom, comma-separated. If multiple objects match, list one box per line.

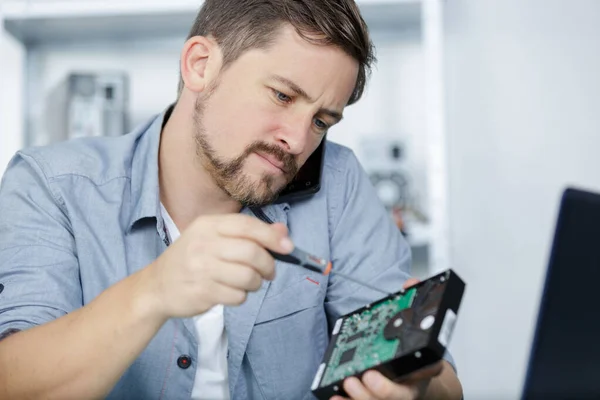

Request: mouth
left=255, top=151, right=286, bottom=173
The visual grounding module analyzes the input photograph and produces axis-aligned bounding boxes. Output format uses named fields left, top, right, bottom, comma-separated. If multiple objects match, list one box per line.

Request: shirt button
left=177, top=355, right=192, bottom=369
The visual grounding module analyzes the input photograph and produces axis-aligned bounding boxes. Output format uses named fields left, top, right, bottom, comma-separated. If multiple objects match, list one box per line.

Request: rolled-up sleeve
left=0, top=152, right=82, bottom=339
left=324, top=147, right=457, bottom=371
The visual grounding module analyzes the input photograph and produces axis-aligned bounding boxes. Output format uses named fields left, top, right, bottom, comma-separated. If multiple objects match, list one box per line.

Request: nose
left=274, top=114, right=312, bottom=156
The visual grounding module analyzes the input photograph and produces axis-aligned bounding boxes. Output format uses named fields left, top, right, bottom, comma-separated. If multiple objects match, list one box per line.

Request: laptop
left=521, top=187, right=600, bottom=399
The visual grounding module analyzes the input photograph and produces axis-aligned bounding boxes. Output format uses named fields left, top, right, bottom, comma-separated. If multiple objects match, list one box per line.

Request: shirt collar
left=128, top=105, right=172, bottom=231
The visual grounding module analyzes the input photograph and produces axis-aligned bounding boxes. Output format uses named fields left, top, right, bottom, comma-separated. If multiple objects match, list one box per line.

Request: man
left=0, top=0, right=463, bottom=399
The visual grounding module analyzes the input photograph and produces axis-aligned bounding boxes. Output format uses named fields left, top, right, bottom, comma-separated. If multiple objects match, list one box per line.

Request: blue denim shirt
left=0, top=107, right=455, bottom=399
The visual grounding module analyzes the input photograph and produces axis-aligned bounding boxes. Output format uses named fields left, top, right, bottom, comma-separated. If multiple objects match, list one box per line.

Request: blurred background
left=1, top=0, right=600, bottom=398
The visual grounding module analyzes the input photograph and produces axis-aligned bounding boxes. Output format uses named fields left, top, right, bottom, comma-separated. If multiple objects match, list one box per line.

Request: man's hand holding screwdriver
left=142, top=214, right=294, bottom=320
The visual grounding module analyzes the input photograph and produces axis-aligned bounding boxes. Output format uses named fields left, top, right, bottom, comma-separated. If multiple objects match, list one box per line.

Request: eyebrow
left=269, top=75, right=344, bottom=122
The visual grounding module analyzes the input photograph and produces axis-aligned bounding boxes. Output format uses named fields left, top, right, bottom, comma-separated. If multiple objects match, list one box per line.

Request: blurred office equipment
left=360, top=135, right=431, bottom=273
left=361, top=137, right=410, bottom=212
left=360, top=137, right=428, bottom=227
left=46, top=72, right=129, bottom=143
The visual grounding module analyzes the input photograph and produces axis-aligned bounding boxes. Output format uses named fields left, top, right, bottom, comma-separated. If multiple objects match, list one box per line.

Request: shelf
left=2, top=0, right=422, bottom=45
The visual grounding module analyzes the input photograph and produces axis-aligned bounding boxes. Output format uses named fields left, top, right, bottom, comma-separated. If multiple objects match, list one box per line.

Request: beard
left=193, top=92, right=299, bottom=207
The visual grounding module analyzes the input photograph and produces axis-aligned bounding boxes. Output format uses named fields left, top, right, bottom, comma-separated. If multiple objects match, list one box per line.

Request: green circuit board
left=320, top=287, right=417, bottom=387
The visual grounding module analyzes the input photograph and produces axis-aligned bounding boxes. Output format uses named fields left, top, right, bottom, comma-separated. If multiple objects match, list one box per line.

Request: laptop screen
left=522, top=188, right=600, bottom=399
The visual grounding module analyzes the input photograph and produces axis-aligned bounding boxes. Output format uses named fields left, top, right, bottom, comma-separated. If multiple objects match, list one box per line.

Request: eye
left=273, top=89, right=292, bottom=104
left=314, top=118, right=329, bottom=132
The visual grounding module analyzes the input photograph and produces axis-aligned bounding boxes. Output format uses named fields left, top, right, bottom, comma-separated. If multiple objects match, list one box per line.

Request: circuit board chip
left=339, top=347, right=357, bottom=365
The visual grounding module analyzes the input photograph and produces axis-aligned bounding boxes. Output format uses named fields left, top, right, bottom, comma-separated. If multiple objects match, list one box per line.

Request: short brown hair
left=178, top=0, right=375, bottom=105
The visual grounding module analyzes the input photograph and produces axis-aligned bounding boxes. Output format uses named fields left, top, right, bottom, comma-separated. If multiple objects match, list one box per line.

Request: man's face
left=193, top=25, right=359, bottom=206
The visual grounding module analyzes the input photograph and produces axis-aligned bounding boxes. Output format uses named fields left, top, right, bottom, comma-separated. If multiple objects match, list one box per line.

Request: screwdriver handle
left=268, top=248, right=333, bottom=275
left=268, top=249, right=300, bottom=265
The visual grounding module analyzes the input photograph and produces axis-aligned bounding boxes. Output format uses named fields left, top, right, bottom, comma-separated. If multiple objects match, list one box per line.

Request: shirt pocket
left=254, top=275, right=323, bottom=325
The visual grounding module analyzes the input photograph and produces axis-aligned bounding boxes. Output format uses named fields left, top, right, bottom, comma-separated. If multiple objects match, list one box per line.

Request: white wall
left=444, top=0, right=600, bottom=398
left=0, top=18, right=24, bottom=177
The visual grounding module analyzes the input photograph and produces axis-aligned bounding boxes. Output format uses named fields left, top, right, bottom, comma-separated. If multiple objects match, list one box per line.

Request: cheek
left=201, top=98, right=262, bottom=155
left=218, top=103, right=283, bottom=143
left=202, top=80, right=289, bottom=150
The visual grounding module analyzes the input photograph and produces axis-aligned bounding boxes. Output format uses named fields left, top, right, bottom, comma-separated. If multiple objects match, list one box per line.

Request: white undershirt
left=160, top=203, right=230, bottom=400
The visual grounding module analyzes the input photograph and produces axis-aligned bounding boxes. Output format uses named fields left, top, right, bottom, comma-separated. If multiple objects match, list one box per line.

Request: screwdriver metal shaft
left=329, top=270, right=393, bottom=296
left=269, top=247, right=393, bottom=297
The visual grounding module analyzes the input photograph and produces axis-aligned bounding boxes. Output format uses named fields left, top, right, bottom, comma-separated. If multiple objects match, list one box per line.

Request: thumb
left=403, top=278, right=420, bottom=290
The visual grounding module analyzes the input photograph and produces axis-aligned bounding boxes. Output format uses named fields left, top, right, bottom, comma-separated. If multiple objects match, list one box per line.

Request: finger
left=207, top=282, right=249, bottom=307
left=214, top=214, right=294, bottom=254
left=402, top=278, right=420, bottom=290
left=343, top=376, right=375, bottom=400
left=395, top=361, right=444, bottom=384
left=211, top=262, right=265, bottom=292
left=213, top=238, right=276, bottom=280
left=362, top=370, right=418, bottom=400
left=330, top=396, right=350, bottom=400
left=271, top=222, right=289, bottom=237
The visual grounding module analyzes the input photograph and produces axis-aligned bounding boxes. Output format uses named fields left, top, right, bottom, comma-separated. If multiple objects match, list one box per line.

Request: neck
left=158, top=100, right=242, bottom=231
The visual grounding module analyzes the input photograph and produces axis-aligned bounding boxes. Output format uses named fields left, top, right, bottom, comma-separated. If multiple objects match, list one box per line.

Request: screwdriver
left=268, top=247, right=393, bottom=297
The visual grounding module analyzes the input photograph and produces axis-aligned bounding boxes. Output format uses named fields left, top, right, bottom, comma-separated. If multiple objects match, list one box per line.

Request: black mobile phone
left=275, top=139, right=326, bottom=203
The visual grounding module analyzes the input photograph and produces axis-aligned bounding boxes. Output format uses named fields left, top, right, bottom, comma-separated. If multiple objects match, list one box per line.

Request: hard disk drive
left=311, top=269, right=465, bottom=399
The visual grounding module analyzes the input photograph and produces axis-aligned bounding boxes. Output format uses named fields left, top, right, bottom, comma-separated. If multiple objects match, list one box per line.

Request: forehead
left=225, top=25, right=360, bottom=108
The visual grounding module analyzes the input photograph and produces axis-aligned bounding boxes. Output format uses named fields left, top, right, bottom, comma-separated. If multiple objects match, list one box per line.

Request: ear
left=180, top=36, right=221, bottom=93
